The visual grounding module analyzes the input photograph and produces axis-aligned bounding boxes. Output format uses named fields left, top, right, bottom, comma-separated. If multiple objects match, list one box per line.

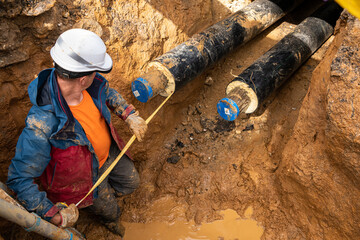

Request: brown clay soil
left=74, top=10, right=349, bottom=240
left=1, top=0, right=360, bottom=240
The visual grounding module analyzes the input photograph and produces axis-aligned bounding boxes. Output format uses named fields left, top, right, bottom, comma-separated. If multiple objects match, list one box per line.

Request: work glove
left=125, top=111, right=148, bottom=142
left=58, top=203, right=79, bottom=228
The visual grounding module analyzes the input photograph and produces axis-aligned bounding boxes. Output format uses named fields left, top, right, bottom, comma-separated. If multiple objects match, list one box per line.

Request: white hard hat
left=50, top=28, right=113, bottom=73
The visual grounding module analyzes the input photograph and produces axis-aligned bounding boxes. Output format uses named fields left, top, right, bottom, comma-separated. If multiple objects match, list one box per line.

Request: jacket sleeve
left=6, top=112, right=57, bottom=220
left=105, top=81, right=136, bottom=120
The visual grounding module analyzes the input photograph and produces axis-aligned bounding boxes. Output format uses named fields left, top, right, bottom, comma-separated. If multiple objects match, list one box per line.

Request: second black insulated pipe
left=217, top=1, right=342, bottom=121
left=131, top=0, right=304, bottom=102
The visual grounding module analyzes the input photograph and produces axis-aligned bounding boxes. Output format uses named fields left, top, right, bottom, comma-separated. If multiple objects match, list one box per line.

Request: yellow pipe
left=335, top=0, right=360, bottom=19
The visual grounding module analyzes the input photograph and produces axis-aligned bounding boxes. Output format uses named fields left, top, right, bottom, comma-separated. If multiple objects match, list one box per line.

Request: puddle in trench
left=123, top=207, right=264, bottom=240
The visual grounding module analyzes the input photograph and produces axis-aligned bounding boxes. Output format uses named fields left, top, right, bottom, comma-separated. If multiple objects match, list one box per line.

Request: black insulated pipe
left=131, top=0, right=304, bottom=102
left=217, top=1, right=342, bottom=121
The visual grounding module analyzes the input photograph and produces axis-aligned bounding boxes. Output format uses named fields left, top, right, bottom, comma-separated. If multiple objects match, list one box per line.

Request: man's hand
left=59, top=203, right=79, bottom=227
left=50, top=203, right=79, bottom=227
left=125, top=111, right=148, bottom=142
left=50, top=213, right=62, bottom=226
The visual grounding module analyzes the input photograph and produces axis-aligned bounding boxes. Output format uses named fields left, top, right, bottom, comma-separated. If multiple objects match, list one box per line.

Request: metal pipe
left=0, top=187, right=25, bottom=210
left=131, top=0, right=304, bottom=102
left=217, top=1, right=342, bottom=121
left=0, top=199, right=83, bottom=240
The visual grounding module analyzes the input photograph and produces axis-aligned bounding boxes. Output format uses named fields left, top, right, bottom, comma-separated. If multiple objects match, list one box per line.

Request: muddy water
left=123, top=207, right=263, bottom=240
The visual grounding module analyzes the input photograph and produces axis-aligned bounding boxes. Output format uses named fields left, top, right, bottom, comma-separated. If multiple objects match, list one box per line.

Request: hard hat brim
left=97, top=53, right=113, bottom=73
left=50, top=47, right=113, bottom=73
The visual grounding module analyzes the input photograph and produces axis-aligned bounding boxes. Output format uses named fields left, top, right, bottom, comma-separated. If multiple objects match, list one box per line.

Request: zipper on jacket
left=49, top=162, right=57, bottom=189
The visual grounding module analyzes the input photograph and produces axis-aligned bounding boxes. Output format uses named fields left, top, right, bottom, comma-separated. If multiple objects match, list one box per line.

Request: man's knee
left=108, top=154, right=141, bottom=195
left=114, top=167, right=140, bottom=196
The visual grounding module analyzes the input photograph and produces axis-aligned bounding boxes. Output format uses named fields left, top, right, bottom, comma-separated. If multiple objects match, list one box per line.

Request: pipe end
left=131, top=77, right=153, bottom=103
left=217, top=98, right=240, bottom=121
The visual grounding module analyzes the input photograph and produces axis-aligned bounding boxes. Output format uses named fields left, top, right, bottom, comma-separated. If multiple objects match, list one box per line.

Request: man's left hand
left=125, top=111, right=148, bottom=142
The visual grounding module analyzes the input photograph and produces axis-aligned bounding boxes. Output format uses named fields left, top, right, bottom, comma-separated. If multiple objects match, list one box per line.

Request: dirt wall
left=276, top=13, right=360, bottom=239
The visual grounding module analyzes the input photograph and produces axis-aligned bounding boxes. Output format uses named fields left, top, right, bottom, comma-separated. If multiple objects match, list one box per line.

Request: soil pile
left=0, top=0, right=359, bottom=239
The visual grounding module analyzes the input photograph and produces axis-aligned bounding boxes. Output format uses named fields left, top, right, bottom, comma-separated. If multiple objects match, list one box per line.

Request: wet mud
left=124, top=207, right=264, bottom=240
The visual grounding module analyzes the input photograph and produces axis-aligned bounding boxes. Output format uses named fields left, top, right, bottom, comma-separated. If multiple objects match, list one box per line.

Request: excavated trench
left=1, top=0, right=360, bottom=239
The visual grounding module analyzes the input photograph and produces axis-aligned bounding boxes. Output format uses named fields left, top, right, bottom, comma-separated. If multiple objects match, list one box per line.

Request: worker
left=6, top=28, right=148, bottom=237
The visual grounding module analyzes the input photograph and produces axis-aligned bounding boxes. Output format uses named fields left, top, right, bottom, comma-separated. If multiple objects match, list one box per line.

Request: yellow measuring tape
left=76, top=92, right=173, bottom=207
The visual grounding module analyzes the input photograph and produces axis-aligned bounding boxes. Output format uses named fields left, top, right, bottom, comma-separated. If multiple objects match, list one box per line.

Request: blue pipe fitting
left=217, top=98, right=240, bottom=121
left=131, top=77, right=153, bottom=103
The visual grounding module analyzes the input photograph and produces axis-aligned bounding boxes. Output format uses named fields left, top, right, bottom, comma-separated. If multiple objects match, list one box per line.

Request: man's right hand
left=50, top=213, right=62, bottom=226
left=50, top=203, right=79, bottom=227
